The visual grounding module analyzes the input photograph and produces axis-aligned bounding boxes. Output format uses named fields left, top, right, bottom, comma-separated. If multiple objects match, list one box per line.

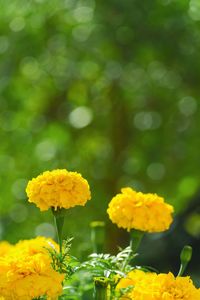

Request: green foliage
left=60, top=246, right=147, bottom=299
left=80, top=246, right=135, bottom=278
left=78, top=247, right=136, bottom=299
left=46, top=238, right=78, bottom=277
left=62, top=270, right=94, bottom=299
left=0, top=0, right=200, bottom=279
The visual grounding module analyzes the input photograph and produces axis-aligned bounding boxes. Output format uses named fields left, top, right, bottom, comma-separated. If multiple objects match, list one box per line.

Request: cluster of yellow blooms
left=26, top=169, right=91, bottom=211
left=117, top=269, right=200, bottom=300
left=0, top=168, right=199, bottom=300
left=0, top=169, right=91, bottom=299
left=0, top=237, right=64, bottom=300
left=107, top=187, right=174, bottom=232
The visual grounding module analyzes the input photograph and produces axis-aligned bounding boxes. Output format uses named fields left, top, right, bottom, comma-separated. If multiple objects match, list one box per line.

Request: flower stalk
left=130, top=229, right=144, bottom=254
left=94, top=277, right=110, bottom=300
left=90, top=221, right=105, bottom=253
left=122, top=229, right=144, bottom=271
left=52, top=207, right=65, bottom=255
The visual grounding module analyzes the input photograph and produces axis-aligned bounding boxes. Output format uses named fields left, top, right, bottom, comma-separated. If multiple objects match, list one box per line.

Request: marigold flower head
left=117, top=269, right=200, bottom=300
left=107, top=187, right=174, bottom=232
left=26, top=169, right=91, bottom=211
left=0, top=237, right=64, bottom=300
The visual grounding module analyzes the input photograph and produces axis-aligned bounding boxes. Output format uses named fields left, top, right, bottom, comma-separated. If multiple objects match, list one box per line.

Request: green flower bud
left=178, top=245, right=193, bottom=276
left=180, top=245, right=193, bottom=263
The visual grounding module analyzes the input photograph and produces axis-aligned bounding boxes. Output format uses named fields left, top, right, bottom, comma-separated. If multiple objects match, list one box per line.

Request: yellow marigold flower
left=0, top=241, right=13, bottom=257
left=107, top=187, right=174, bottom=232
left=117, top=269, right=200, bottom=300
left=26, top=169, right=91, bottom=211
left=0, top=237, right=64, bottom=300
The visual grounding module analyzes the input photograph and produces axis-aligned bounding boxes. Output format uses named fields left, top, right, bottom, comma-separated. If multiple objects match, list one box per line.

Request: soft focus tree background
left=0, top=0, right=200, bottom=284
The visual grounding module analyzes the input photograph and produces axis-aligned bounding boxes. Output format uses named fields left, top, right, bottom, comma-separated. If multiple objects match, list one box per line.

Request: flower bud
left=178, top=245, right=193, bottom=276
left=180, top=245, right=192, bottom=263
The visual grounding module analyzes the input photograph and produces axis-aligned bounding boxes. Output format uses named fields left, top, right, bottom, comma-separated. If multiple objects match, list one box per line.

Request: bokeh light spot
left=69, top=106, right=93, bottom=128
left=189, top=0, right=200, bottom=21
left=178, top=177, right=199, bottom=198
left=35, top=223, right=56, bottom=239
left=123, top=157, right=141, bottom=175
left=80, top=61, right=99, bottom=79
left=73, top=6, right=94, bottom=23
left=178, top=96, right=197, bottom=116
left=11, top=179, right=28, bottom=200
left=35, top=139, right=57, bottom=161
left=134, top=111, right=162, bottom=131
left=10, top=17, right=25, bottom=32
left=72, top=24, right=93, bottom=42
left=147, top=163, right=165, bottom=181
left=9, top=204, right=28, bottom=223
left=148, top=61, right=167, bottom=81
left=20, top=57, right=41, bottom=81
left=185, top=213, right=200, bottom=238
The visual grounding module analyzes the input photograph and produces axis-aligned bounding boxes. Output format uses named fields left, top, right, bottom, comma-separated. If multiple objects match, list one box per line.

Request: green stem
left=94, top=277, right=109, bottom=300
left=52, top=208, right=65, bottom=255
left=130, top=229, right=144, bottom=254
left=54, top=215, right=64, bottom=255
left=122, top=229, right=144, bottom=271
left=90, top=221, right=105, bottom=253
left=177, top=263, right=187, bottom=277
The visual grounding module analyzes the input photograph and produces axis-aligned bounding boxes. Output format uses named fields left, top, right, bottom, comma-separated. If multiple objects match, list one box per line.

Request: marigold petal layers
left=26, top=169, right=91, bottom=211
left=107, top=187, right=174, bottom=232
left=117, top=270, right=200, bottom=300
left=0, top=237, right=64, bottom=300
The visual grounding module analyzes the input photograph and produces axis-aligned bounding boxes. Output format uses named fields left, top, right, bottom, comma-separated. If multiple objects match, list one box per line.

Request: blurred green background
left=0, top=0, right=200, bottom=284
